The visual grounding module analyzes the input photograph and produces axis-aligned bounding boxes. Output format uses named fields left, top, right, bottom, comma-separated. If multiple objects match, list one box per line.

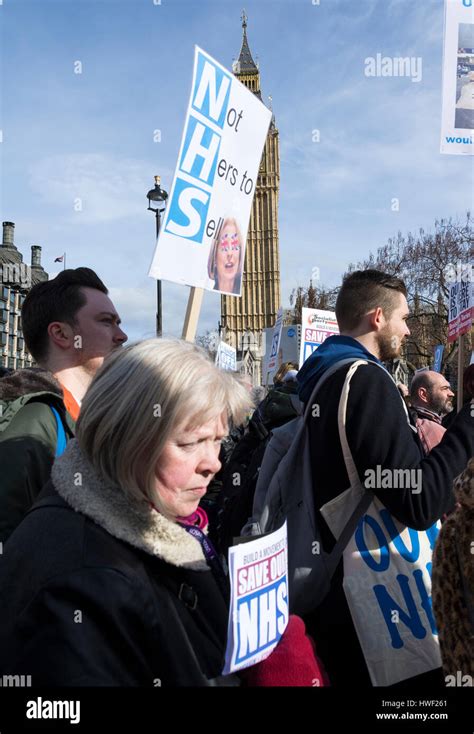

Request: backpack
left=215, top=389, right=302, bottom=557
left=214, top=418, right=271, bottom=557
left=0, top=394, right=69, bottom=458
left=242, top=358, right=375, bottom=617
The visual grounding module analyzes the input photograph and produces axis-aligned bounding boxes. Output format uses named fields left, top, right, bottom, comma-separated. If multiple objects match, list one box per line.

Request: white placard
left=223, top=522, right=289, bottom=674
left=440, top=0, right=474, bottom=155
left=299, top=308, right=339, bottom=368
left=215, top=341, right=237, bottom=371
left=149, top=47, right=272, bottom=295
left=266, top=307, right=283, bottom=374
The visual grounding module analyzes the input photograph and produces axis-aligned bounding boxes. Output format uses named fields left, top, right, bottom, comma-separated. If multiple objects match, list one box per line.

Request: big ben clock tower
left=220, top=11, right=281, bottom=384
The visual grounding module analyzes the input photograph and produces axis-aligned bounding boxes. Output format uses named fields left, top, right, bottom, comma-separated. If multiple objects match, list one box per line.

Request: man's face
left=376, top=292, right=410, bottom=362
left=73, top=287, right=127, bottom=374
left=425, top=374, right=454, bottom=416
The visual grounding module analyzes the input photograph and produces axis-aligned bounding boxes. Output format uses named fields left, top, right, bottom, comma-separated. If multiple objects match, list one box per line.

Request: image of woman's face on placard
left=208, top=217, right=243, bottom=295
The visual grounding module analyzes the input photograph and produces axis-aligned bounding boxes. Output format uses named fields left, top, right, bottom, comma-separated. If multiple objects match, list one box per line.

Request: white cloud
left=29, top=153, right=174, bottom=225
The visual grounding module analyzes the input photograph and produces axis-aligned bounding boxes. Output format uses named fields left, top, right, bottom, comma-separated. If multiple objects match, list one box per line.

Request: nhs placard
left=149, top=47, right=272, bottom=296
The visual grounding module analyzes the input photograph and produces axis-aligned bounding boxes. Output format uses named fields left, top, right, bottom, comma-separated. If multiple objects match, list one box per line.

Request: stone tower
left=221, top=11, right=281, bottom=383
left=0, top=221, right=48, bottom=368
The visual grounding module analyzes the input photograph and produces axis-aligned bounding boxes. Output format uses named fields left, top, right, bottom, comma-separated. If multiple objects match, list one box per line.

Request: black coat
left=0, top=441, right=230, bottom=687
left=303, top=361, right=474, bottom=687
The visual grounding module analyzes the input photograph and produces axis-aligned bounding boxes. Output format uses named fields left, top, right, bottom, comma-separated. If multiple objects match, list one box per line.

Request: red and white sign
left=447, top=261, right=473, bottom=342
left=299, top=308, right=339, bottom=367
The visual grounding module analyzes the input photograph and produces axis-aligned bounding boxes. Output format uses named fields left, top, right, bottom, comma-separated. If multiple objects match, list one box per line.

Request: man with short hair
left=295, top=270, right=473, bottom=688
left=409, top=371, right=454, bottom=454
left=0, top=268, right=127, bottom=542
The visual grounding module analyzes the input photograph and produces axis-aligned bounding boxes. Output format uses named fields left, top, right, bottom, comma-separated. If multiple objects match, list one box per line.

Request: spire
left=233, top=9, right=259, bottom=75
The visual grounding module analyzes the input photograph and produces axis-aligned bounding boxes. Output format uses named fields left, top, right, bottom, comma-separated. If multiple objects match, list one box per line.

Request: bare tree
left=196, top=330, right=219, bottom=359
left=348, top=213, right=473, bottom=372
left=289, top=281, right=338, bottom=324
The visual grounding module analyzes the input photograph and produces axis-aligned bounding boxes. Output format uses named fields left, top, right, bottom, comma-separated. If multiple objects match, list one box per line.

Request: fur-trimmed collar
left=0, top=367, right=63, bottom=400
left=51, top=440, right=209, bottom=571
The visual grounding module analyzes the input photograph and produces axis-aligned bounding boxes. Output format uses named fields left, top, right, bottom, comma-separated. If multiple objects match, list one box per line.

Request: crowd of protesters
left=0, top=267, right=472, bottom=687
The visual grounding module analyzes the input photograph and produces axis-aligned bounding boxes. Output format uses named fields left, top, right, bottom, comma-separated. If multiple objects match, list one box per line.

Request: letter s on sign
left=276, top=581, right=288, bottom=634
left=237, top=569, right=247, bottom=596
left=166, top=187, right=209, bottom=238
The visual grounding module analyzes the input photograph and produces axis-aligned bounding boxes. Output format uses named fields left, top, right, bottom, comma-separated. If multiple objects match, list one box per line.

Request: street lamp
left=146, top=175, right=168, bottom=337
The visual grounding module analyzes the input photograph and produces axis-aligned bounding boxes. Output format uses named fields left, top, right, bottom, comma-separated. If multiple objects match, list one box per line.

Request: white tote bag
left=321, top=361, right=442, bottom=687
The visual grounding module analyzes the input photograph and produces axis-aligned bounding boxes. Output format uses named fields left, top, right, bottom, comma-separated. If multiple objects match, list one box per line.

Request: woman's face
left=215, top=222, right=241, bottom=288
left=153, top=413, right=227, bottom=521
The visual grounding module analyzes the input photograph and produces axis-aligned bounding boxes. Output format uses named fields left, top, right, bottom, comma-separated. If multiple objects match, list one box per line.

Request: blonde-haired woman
left=207, top=217, right=243, bottom=295
left=0, top=339, right=252, bottom=686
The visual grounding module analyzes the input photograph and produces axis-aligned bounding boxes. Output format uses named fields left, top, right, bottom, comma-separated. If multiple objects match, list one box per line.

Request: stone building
left=0, top=221, right=48, bottom=369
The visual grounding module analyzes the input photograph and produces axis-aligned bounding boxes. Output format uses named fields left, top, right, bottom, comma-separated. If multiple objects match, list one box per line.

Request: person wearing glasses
left=207, top=217, right=243, bottom=295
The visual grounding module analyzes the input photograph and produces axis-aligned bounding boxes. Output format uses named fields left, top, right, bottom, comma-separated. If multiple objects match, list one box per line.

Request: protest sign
left=433, top=344, right=444, bottom=372
left=263, top=324, right=300, bottom=380
left=440, top=0, right=474, bottom=155
left=321, top=496, right=441, bottom=686
left=149, top=46, right=272, bottom=296
left=223, top=523, right=288, bottom=674
left=299, top=308, right=339, bottom=367
left=447, top=260, right=473, bottom=341
left=266, top=307, right=283, bottom=379
left=215, top=341, right=237, bottom=371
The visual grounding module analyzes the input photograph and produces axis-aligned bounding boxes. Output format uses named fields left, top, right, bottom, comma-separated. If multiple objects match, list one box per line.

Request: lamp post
left=146, top=175, right=168, bottom=337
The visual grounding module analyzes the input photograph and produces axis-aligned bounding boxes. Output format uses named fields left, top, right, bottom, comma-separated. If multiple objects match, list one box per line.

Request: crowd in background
left=0, top=267, right=472, bottom=687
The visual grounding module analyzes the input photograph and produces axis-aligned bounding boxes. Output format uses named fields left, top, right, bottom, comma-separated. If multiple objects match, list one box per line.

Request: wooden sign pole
left=457, top=332, right=464, bottom=412
left=182, top=287, right=204, bottom=342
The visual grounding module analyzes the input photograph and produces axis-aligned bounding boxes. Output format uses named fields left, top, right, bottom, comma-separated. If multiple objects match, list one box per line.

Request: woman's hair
left=76, top=338, right=252, bottom=503
left=273, top=362, right=299, bottom=385
left=207, top=217, right=243, bottom=293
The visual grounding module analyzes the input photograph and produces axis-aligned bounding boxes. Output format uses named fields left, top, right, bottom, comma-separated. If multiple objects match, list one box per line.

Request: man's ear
left=47, top=321, right=74, bottom=351
left=368, top=306, right=385, bottom=331
left=418, top=387, right=429, bottom=403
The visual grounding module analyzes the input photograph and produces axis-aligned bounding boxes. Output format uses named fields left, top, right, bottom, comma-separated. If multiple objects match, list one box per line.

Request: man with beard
left=409, top=371, right=454, bottom=454
left=0, top=268, right=127, bottom=542
left=295, top=270, right=473, bottom=688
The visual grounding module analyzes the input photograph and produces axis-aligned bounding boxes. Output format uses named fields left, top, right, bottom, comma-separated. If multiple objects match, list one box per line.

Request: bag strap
left=51, top=406, right=68, bottom=458
left=289, top=393, right=303, bottom=416
left=337, top=359, right=367, bottom=488
left=328, top=359, right=374, bottom=577
left=302, top=358, right=364, bottom=421
left=325, top=357, right=413, bottom=579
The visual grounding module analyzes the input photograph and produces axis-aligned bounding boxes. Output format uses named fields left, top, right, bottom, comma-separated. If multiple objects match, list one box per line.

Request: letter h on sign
left=165, top=51, right=231, bottom=244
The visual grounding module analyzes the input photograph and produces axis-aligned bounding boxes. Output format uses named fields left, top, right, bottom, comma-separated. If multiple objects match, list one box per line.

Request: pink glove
left=241, top=615, right=330, bottom=687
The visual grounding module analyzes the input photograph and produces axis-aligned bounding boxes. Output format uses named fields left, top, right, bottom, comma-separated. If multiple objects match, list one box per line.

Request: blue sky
left=1, top=0, right=472, bottom=342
